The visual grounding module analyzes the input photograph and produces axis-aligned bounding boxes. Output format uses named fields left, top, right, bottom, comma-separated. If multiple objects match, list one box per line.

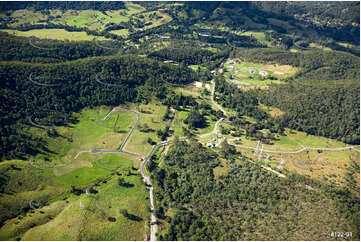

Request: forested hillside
left=0, top=32, right=118, bottom=63
left=260, top=81, right=360, bottom=144
left=0, top=55, right=198, bottom=160
left=149, top=47, right=214, bottom=65
left=151, top=141, right=359, bottom=240
left=185, top=1, right=360, bottom=44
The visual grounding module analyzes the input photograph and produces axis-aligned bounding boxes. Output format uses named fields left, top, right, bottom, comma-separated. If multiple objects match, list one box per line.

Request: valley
left=0, top=1, right=359, bottom=241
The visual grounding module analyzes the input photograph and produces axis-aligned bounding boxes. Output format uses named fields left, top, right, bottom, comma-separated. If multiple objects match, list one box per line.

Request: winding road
left=228, top=141, right=357, bottom=154
left=73, top=77, right=359, bottom=239
left=74, top=107, right=161, bottom=240
left=197, top=80, right=227, bottom=138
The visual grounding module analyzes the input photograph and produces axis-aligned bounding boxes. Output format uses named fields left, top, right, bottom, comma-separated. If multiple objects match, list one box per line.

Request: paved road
left=73, top=79, right=359, bottom=239
left=74, top=107, right=141, bottom=158
left=75, top=107, right=158, bottom=241
left=198, top=80, right=227, bottom=138
left=116, top=108, right=141, bottom=151
left=210, top=80, right=227, bottom=116
left=229, top=142, right=356, bottom=154
left=101, top=107, right=141, bottom=151
left=140, top=144, right=163, bottom=241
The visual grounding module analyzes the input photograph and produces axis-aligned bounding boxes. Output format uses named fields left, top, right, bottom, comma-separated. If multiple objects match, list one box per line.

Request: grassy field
left=309, top=42, right=333, bottom=51
left=0, top=105, right=149, bottom=241
left=27, top=106, right=138, bottom=176
left=64, top=8, right=139, bottom=31
left=124, top=102, right=170, bottom=156
left=132, top=10, right=172, bottom=31
left=54, top=153, right=136, bottom=188
left=213, top=158, right=230, bottom=179
left=109, top=29, right=129, bottom=37
left=1, top=2, right=171, bottom=33
left=227, top=128, right=359, bottom=187
left=237, top=31, right=272, bottom=47
left=259, top=104, right=284, bottom=118
left=21, top=173, right=148, bottom=241
left=223, top=59, right=298, bottom=87
left=1, top=29, right=107, bottom=41
left=172, top=109, right=188, bottom=137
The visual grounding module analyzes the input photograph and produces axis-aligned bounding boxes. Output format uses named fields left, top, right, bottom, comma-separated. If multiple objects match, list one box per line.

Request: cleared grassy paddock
left=1, top=29, right=107, bottom=41
left=0, top=139, right=145, bottom=240
left=28, top=107, right=137, bottom=172
left=238, top=31, right=272, bottom=47
left=125, top=102, right=169, bottom=156
left=21, top=173, right=148, bottom=240
left=222, top=59, right=299, bottom=88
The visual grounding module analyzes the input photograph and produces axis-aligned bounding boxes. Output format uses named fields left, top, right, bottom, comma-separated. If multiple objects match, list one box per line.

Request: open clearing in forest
left=236, top=31, right=272, bottom=47
left=1, top=29, right=107, bottom=41
left=223, top=59, right=298, bottom=87
left=27, top=107, right=137, bottom=175
left=226, top=128, right=359, bottom=186
left=1, top=2, right=171, bottom=33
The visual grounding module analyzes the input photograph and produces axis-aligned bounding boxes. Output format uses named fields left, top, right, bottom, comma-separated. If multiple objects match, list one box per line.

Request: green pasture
left=1, top=29, right=107, bottom=41
left=21, top=174, right=148, bottom=240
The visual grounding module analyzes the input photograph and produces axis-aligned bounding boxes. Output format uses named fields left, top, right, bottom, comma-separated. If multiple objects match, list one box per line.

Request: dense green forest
left=260, top=81, right=360, bottom=144
left=214, top=75, right=286, bottom=143
left=151, top=141, right=359, bottom=240
left=0, top=32, right=119, bottom=63
left=149, top=46, right=215, bottom=65
left=214, top=73, right=360, bottom=145
left=0, top=55, right=199, bottom=160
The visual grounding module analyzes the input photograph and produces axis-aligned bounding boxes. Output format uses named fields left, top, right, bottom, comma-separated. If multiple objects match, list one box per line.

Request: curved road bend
left=198, top=80, right=227, bottom=139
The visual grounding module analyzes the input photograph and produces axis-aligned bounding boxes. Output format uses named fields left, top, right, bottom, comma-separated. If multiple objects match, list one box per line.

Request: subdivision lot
left=28, top=107, right=137, bottom=174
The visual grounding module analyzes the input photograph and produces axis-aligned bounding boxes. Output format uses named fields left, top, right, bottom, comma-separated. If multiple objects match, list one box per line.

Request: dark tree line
left=215, top=75, right=268, bottom=121
left=0, top=32, right=119, bottom=63
left=227, top=34, right=266, bottom=48
left=148, top=46, right=215, bottom=66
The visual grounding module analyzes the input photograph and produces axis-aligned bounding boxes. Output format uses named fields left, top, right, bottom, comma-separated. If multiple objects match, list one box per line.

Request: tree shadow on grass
left=125, top=213, right=143, bottom=222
